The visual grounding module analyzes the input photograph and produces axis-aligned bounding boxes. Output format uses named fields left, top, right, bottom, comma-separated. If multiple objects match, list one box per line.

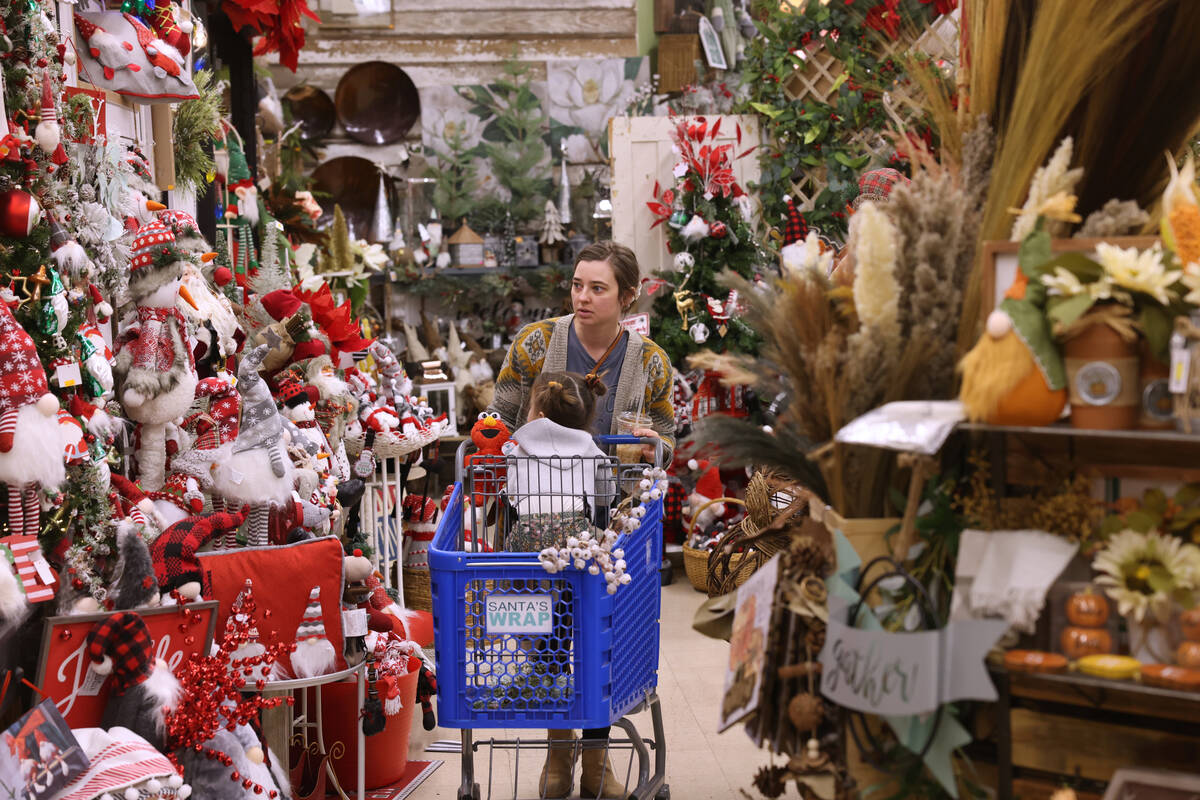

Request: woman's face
left=572, top=259, right=626, bottom=326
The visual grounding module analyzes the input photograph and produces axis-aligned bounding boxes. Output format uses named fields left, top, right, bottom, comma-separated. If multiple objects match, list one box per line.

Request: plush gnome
left=72, top=13, right=140, bottom=81
left=276, top=377, right=326, bottom=457
left=46, top=212, right=89, bottom=276
left=292, top=586, right=336, bottom=679
left=684, top=458, right=726, bottom=532
left=151, top=412, right=221, bottom=527
left=150, top=510, right=248, bottom=603
left=114, top=218, right=201, bottom=492
left=110, top=523, right=161, bottom=610
left=86, top=611, right=182, bottom=751
left=221, top=134, right=259, bottom=226
left=0, top=302, right=66, bottom=537
left=211, top=344, right=296, bottom=547
left=34, top=71, right=69, bottom=166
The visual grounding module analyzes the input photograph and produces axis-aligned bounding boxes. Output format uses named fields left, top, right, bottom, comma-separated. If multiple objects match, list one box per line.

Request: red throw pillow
left=198, top=536, right=347, bottom=677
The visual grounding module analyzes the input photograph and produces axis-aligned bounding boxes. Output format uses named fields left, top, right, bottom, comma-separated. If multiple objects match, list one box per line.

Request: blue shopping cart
left=429, top=436, right=669, bottom=800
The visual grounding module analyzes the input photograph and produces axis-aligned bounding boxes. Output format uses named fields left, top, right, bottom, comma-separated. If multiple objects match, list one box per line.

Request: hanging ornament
left=689, top=321, right=710, bottom=344
left=0, top=188, right=43, bottom=237
left=369, top=168, right=392, bottom=245
left=681, top=214, right=710, bottom=242
left=673, top=289, right=695, bottom=332
left=673, top=251, right=695, bottom=271
left=668, top=208, right=689, bottom=229
left=706, top=295, right=731, bottom=337
left=34, top=71, right=60, bottom=156
left=709, top=220, right=728, bottom=239
left=558, top=138, right=572, bottom=227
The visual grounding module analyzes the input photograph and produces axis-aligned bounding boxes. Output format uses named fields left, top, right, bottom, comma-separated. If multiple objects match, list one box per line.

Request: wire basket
left=343, top=427, right=439, bottom=459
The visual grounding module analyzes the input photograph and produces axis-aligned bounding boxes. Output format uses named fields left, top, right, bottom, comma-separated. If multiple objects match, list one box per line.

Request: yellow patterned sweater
left=490, top=314, right=676, bottom=459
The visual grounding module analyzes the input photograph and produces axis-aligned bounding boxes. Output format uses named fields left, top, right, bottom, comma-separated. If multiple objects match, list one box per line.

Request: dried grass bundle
left=960, top=0, right=1183, bottom=349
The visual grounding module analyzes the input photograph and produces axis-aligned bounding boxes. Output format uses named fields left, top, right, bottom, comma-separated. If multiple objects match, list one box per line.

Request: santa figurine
left=0, top=302, right=66, bottom=537
left=114, top=218, right=201, bottom=492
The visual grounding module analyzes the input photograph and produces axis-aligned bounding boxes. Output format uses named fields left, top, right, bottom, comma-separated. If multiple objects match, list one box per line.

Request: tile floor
left=405, top=571, right=769, bottom=799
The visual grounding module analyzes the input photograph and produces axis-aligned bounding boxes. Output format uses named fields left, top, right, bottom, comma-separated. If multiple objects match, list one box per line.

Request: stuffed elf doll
left=150, top=509, right=248, bottom=603
left=114, top=219, right=201, bottom=492
left=0, top=301, right=65, bottom=537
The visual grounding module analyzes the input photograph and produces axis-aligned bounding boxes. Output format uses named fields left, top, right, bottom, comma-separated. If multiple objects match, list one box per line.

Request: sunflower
left=1092, top=529, right=1200, bottom=623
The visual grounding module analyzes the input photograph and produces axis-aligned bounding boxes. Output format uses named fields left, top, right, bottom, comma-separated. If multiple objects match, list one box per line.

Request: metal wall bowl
left=311, top=156, right=392, bottom=241
left=282, top=85, right=336, bottom=141
left=334, top=61, right=420, bottom=145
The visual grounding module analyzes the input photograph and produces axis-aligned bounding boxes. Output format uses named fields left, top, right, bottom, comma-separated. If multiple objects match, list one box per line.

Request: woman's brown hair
left=530, top=371, right=601, bottom=431
left=574, top=240, right=641, bottom=312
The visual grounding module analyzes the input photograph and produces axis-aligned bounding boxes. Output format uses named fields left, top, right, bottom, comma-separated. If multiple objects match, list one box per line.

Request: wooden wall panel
left=276, top=0, right=640, bottom=95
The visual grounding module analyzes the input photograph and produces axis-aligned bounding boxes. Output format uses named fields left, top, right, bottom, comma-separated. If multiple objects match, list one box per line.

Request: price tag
left=228, top=468, right=244, bottom=485
left=30, top=551, right=55, bottom=586
left=620, top=313, right=650, bottom=337
left=1170, top=335, right=1190, bottom=394
left=55, top=361, right=82, bottom=388
left=77, top=666, right=108, bottom=697
left=342, top=608, right=368, bottom=637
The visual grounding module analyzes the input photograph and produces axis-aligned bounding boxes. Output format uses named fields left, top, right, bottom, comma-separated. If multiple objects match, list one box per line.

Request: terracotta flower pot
left=1064, top=321, right=1140, bottom=430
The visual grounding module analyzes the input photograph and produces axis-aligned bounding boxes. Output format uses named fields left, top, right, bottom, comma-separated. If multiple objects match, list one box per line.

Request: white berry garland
left=537, top=467, right=669, bottom=594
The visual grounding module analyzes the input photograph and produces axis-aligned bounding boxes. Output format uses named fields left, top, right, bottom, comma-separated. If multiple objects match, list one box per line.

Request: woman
left=492, top=240, right=675, bottom=462
left=489, top=241, right=676, bottom=799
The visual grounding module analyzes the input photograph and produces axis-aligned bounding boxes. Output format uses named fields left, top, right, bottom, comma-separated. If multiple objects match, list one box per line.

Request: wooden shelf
left=957, top=421, right=1200, bottom=475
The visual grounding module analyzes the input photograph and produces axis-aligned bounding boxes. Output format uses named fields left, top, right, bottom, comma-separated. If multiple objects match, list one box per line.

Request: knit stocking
left=247, top=504, right=269, bottom=547
left=7, top=485, right=25, bottom=535
left=23, top=489, right=38, bottom=536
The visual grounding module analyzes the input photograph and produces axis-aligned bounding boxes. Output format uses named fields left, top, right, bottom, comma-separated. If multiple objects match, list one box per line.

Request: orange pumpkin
left=1178, top=641, right=1200, bottom=669
left=1181, top=607, right=1200, bottom=642
left=1066, top=588, right=1110, bottom=627
left=1061, top=626, right=1113, bottom=659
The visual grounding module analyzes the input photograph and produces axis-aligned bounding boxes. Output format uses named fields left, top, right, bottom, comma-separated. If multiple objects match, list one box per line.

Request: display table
left=254, top=663, right=367, bottom=800
left=988, top=664, right=1200, bottom=799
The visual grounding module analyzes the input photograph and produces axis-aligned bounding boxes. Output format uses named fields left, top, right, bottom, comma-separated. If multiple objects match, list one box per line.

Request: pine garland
left=173, top=69, right=224, bottom=195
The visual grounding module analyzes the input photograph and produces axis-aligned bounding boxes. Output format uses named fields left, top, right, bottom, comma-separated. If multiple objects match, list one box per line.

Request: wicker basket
left=403, top=566, right=432, bottom=612
left=683, top=496, right=747, bottom=593
left=682, top=543, right=712, bottom=592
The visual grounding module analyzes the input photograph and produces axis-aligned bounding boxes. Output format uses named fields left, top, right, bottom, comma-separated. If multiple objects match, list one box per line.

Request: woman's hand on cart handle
left=632, top=427, right=661, bottom=463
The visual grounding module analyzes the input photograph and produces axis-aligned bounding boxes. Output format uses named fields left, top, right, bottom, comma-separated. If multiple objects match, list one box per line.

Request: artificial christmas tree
left=646, top=117, right=763, bottom=366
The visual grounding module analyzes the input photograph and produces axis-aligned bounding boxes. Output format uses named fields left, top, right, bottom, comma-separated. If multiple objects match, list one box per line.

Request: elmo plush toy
left=464, top=412, right=510, bottom=506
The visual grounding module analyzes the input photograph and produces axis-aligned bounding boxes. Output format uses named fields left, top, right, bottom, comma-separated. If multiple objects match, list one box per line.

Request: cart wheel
left=659, top=557, right=674, bottom=587
left=457, top=784, right=479, bottom=800
left=655, top=784, right=670, bottom=800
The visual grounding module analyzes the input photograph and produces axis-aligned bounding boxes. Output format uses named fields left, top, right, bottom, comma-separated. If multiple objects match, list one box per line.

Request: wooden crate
left=657, top=33, right=702, bottom=93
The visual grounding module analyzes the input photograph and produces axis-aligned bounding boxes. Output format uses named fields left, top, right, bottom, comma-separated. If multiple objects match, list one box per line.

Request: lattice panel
left=777, top=9, right=961, bottom=213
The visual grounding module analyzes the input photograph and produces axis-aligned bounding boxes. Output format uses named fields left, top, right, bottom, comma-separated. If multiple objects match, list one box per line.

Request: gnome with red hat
left=33, top=71, right=69, bottom=167
left=0, top=301, right=67, bottom=537
left=114, top=218, right=201, bottom=492
left=683, top=457, right=727, bottom=534
left=150, top=509, right=247, bottom=603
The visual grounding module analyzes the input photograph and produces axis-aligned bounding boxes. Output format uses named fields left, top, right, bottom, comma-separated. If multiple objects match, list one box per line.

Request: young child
left=502, top=371, right=610, bottom=552
left=499, top=370, right=625, bottom=798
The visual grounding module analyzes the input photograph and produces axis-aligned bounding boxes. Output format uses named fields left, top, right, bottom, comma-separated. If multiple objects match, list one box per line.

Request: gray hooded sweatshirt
left=503, top=417, right=610, bottom=517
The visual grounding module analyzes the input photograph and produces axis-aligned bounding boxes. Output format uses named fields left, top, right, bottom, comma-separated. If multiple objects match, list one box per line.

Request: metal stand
left=257, top=663, right=367, bottom=800
left=362, top=454, right=410, bottom=595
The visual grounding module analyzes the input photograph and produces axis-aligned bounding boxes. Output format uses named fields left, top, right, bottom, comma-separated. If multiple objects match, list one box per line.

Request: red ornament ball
left=214, top=266, right=233, bottom=286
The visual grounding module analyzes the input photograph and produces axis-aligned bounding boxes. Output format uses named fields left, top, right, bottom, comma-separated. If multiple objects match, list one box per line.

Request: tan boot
left=579, top=748, right=625, bottom=799
left=538, top=729, right=577, bottom=798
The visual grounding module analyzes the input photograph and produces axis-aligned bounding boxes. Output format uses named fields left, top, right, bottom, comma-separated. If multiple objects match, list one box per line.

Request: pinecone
left=752, top=765, right=790, bottom=799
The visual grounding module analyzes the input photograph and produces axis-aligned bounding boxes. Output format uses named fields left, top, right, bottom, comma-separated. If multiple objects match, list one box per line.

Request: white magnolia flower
left=424, top=105, right=485, bottom=152
left=563, top=133, right=595, bottom=164
left=1095, top=242, right=1181, bottom=305
left=548, top=59, right=632, bottom=134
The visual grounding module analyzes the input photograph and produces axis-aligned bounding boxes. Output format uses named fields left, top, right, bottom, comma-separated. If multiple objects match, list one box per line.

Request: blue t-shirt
left=565, top=324, right=628, bottom=437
